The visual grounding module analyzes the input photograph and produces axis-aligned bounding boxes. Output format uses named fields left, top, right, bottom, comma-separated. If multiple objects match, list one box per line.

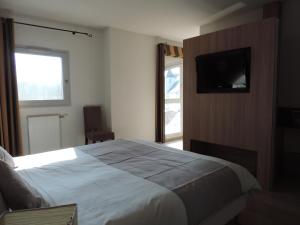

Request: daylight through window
left=15, top=47, right=70, bottom=107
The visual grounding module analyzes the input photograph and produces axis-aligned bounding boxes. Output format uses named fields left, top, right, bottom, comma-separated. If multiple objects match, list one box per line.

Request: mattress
left=14, top=139, right=260, bottom=225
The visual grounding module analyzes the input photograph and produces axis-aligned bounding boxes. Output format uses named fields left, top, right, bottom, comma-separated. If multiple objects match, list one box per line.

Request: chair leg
left=85, top=137, right=88, bottom=145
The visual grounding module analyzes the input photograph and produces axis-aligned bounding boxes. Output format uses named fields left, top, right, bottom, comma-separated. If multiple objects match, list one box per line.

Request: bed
left=13, top=139, right=260, bottom=225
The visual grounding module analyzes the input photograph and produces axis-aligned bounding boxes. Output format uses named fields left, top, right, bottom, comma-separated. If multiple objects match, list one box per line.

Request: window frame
left=15, top=46, right=71, bottom=107
left=164, top=62, right=183, bottom=141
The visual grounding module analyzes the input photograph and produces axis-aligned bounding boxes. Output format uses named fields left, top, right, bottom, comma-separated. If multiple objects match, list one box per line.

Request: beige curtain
left=0, top=18, right=23, bottom=156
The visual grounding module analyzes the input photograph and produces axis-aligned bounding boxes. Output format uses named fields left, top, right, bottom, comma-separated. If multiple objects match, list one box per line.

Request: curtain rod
left=13, top=21, right=93, bottom=37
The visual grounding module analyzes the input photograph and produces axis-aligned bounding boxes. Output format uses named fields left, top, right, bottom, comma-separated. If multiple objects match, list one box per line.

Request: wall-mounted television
left=196, top=47, right=251, bottom=93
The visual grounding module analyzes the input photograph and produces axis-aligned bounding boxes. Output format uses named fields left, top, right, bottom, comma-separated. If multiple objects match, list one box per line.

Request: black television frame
left=195, top=47, right=251, bottom=94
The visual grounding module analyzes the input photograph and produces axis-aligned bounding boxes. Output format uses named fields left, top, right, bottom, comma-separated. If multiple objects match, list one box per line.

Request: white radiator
left=27, top=114, right=62, bottom=154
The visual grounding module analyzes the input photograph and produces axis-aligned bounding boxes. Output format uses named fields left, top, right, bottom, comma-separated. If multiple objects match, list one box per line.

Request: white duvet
left=14, top=146, right=187, bottom=225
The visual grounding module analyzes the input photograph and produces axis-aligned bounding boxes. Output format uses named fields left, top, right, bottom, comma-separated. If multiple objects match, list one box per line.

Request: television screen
left=196, top=47, right=251, bottom=93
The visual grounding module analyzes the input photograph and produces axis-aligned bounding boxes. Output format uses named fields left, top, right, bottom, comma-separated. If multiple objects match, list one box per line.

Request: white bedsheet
left=14, top=147, right=187, bottom=225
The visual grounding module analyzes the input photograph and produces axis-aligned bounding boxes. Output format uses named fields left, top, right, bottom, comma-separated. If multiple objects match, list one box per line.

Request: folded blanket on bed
left=14, top=139, right=260, bottom=225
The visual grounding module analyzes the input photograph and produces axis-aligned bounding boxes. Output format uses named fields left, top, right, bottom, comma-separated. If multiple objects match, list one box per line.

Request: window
left=15, top=47, right=70, bottom=107
left=164, top=64, right=183, bottom=140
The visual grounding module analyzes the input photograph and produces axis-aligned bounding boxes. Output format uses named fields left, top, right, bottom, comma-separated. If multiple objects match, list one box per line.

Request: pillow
left=0, top=192, right=8, bottom=215
left=0, top=160, right=42, bottom=210
left=0, top=146, right=15, bottom=168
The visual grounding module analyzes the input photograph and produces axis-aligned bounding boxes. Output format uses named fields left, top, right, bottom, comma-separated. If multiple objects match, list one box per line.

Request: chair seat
left=86, top=131, right=115, bottom=142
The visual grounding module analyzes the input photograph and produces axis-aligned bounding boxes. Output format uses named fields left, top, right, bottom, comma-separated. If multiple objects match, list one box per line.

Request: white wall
left=102, top=28, right=183, bottom=141
left=277, top=0, right=300, bottom=154
left=104, top=28, right=157, bottom=141
left=7, top=13, right=184, bottom=151
left=13, top=16, right=105, bottom=154
left=278, top=0, right=300, bottom=108
left=103, top=28, right=112, bottom=130
left=200, top=8, right=263, bottom=35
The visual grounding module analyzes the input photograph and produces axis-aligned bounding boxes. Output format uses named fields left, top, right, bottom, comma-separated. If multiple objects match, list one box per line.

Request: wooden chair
left=83, top=106, right=114, bottom=144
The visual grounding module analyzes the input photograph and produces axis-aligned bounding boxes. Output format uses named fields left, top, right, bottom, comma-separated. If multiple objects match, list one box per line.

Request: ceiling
left=0, top=0, right=275, bottom=41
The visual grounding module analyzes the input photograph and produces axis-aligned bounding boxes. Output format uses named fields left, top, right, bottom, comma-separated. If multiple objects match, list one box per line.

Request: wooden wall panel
left=263, top=1, right=282, bottom=19
left=183, top=18, right=279, bottom=189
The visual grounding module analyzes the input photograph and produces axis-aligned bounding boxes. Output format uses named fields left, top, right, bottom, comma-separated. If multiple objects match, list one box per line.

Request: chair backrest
left=83, top=106, right=103, bottom=133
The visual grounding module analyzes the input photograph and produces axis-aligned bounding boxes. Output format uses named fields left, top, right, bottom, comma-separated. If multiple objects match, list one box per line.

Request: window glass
left=15, top=48, right=70, bottom=107
left=165, top=102, right=181, bottom=135
left=164, top=64, right=182, bottom=138
left=165, top=67, right=180, bottom=99
left=15, top=53, right=64, bottom=101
